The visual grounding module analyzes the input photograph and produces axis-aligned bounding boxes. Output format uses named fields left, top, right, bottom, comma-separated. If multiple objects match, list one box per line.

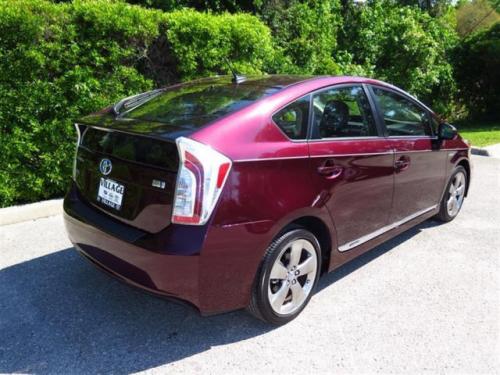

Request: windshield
left=120, top=80, right=280, bottom=128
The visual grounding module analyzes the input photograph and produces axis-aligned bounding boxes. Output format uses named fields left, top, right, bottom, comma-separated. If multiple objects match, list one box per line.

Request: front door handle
left=317, top=160, right=343, bottom=179
left=395, top=155, right=410, bottom=172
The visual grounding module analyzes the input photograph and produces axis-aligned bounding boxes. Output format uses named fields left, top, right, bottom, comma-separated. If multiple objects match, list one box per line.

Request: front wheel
left=436, top=166, right=467, bottom=222
left=248, top=228, right=321, bottom=325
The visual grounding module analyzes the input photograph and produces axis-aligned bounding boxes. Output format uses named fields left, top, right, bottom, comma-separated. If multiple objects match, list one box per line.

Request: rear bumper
left=63, top=183, right=271, bottom=314
left=64, top=211, right=201, bottom=309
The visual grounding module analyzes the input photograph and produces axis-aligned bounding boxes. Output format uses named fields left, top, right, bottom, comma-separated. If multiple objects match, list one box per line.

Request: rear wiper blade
left=113, top=89, right=164, bottom=115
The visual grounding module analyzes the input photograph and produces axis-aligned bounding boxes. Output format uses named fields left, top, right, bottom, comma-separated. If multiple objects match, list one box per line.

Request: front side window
left=372, top=87, right=432, bottom=136
left=430, top=115, right=440, bottom=135
left=272, top=95, right=310, bottom=140
left=311, top=85, right=377, bottom=139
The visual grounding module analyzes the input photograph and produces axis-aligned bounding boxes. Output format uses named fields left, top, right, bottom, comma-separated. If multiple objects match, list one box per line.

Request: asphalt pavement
left=0, top=155, right=499, bottom=374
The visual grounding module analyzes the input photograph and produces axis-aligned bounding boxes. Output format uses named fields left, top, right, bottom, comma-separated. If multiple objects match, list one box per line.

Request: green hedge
left=0, top=0, right=274, bottom=206
left=164, top=10, right=274, bottom=79
left=259, top=0, right=343, bottom=75
left=338, top=1, right=459, bottom=116
left=453, top=23, right=500, bottom=119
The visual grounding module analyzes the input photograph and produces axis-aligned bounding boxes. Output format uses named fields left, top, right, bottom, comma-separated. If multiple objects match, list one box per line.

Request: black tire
left=436, top=166, right=467, bottom=222
left=248, top=228, right=321, bottom=325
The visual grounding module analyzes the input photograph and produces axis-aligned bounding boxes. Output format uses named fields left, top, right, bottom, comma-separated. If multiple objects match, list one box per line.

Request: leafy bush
left=260, top=0, right=342, bottom=74
left=0, top=0, right=155, bottom=206
left=125, top=0, right=258, bottom=12
left=163, top=9, right=274, bottom=79
left=338, top=0, right=459, bottom=115
left=0, top=0, right=274, bottom=206
left=453, top=23, right=500, bottom=119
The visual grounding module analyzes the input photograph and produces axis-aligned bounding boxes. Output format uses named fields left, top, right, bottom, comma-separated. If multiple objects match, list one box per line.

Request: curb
left=471, top=147, right=490, bottom=156
left=0, top=198, right=63, bottom=226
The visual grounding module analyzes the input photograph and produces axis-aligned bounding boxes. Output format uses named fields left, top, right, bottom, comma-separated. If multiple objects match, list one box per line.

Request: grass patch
left=454, top=120, right=500, bottom=147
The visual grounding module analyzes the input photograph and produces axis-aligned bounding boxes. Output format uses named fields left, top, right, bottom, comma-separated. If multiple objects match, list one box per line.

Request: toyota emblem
left=99, top=159, right=112, bottom=175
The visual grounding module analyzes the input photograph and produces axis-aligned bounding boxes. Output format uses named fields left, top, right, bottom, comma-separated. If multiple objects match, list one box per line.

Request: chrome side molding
left=338, top=205, right=438, bottom=252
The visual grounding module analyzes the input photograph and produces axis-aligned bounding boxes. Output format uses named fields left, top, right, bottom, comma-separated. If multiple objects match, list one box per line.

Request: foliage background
left=0, top=0, right=498, bottom=206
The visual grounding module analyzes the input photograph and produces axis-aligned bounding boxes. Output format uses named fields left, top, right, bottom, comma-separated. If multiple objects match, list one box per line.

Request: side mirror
left=438, top=122, right=458, bottom=140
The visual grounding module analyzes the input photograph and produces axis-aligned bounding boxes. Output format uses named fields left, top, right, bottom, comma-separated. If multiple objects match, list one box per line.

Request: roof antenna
left=224, top=57, right=246, bottom=84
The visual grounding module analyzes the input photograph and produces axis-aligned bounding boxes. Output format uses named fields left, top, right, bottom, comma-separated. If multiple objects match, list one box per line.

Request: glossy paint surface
left=307, top=138, right=394, bottom=247
left=64, top=75, right=471, bottom=314
left=389, top=137, right=448, bottom=222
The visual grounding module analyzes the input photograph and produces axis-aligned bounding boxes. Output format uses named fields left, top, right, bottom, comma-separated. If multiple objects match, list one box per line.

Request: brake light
left=172, top=137, right=232, bottom=225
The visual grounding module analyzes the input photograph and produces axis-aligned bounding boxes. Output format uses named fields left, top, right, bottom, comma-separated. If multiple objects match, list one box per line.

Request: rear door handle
left=317, top=160, right=343, bottom=179
left=395, top=155, right=410, bottom=172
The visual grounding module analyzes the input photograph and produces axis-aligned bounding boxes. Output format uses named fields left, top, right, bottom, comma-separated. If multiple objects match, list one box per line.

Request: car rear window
left=120, top=81, right=280, bottom=128
left=81, top=128, right=179, bottom=171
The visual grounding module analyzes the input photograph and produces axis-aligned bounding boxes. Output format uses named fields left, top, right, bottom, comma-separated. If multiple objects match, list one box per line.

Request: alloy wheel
left=267, top=238, right=318, bottom=315
left=446, top=171, right=466, bottom=217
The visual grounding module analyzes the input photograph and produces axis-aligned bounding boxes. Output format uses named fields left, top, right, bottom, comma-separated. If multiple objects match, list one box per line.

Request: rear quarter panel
left=196, top=139, right=335, bottom=313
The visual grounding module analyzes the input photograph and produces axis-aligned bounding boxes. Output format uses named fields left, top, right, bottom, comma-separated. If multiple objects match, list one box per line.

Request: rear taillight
left=172, top=137, right=232, bottom=225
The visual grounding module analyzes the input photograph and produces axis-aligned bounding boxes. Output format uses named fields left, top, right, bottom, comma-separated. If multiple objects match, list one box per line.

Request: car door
left=369, top=86, right=447, bottom=223
left=307, top=84, right=395, bottom=252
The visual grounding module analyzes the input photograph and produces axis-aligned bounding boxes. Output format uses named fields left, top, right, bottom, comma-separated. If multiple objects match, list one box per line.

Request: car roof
left=197, top=74, right=408, bottom=103
left=180, top=74, right=316, bottom=90
left=266, top=75, right=434, bottom=115
left=216, top=74, right=393, bottom=91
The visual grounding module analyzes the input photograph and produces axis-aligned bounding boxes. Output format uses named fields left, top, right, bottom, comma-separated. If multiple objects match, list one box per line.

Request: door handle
left=395, top=155, right=410, bottom=172
left=317, top=160, right=343, bottom=179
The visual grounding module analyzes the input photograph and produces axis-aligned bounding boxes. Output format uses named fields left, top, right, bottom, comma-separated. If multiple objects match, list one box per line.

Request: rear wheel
left=248, top=228, right=321, bottom=325
left=436, top=166, right=467, bottom=222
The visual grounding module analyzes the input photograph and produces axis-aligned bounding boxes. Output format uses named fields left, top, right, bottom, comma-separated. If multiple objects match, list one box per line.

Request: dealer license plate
left=97, top=178, right=124, bottom=210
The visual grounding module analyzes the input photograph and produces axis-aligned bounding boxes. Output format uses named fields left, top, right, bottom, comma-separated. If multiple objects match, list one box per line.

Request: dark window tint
left=372, top=88, right=432, bottom=136
left=81, top=128, right=179, bottom=171
left=122, top=82, right=280, bottom=128
left=430, top=116, right=440, bottom=135
left=311, top=85, right=377, bottom=139
left=273, top=95, right=310, bottom=139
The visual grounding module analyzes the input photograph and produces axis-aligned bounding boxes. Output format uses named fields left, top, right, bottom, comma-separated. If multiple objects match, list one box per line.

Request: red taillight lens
left=216, top=162, right=231, bottom=189
left=172, top=137, right=232, bottom=225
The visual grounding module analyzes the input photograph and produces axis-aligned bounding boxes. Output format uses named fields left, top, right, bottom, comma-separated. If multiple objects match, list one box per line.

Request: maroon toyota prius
left=64, top=75, right=471, bottom=324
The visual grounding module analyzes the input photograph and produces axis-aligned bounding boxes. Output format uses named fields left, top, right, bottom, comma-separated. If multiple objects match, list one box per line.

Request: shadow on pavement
left=318, top=219, right=443, bottom=291
left=0, top=219, right=442, bottom=374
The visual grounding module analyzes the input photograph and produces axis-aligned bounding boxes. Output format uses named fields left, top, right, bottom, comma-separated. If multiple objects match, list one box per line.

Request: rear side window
left=311, top=85, right=377, bottom=139
left=272, top=95, right=310, bottom=140
left=372, top=87, right=432, bottom=136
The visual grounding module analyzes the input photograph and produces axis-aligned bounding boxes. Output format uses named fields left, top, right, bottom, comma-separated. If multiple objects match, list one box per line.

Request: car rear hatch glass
left=74, top=126, right=179, bottom=233
left=116, top=77, right=283, bottom=128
